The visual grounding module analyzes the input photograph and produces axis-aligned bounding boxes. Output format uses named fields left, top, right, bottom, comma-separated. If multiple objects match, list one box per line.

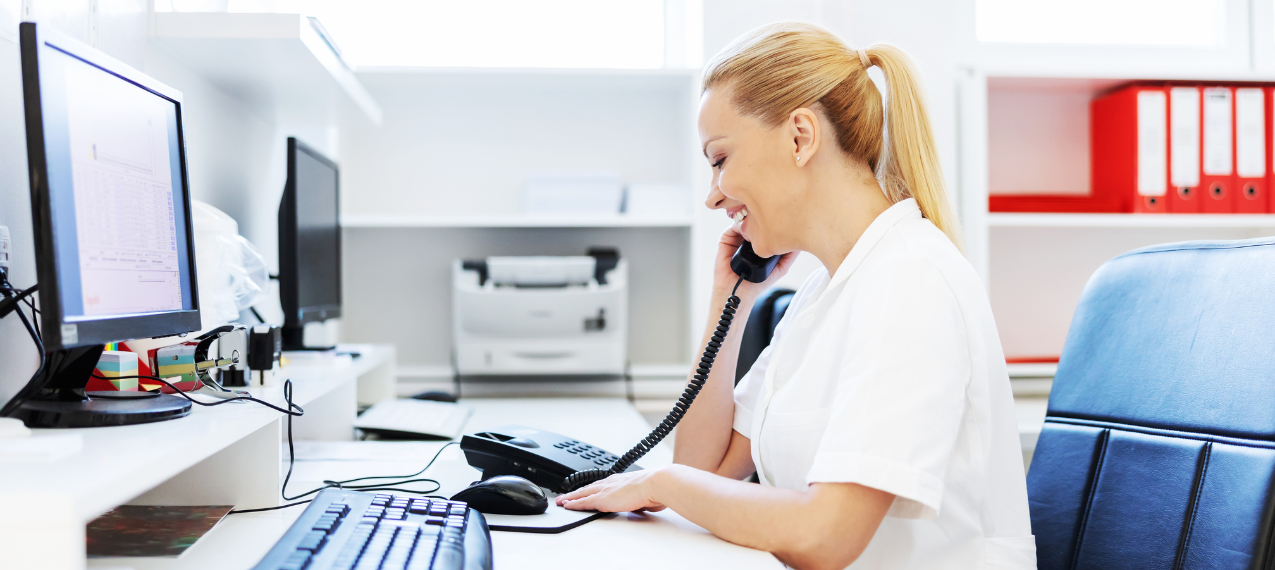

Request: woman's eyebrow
left=701, top=136, right=725, bottom=158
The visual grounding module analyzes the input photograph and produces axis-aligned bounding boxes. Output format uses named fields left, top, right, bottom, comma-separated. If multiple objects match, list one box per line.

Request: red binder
left=1091, top=85, right=1169, bottom=213
left=1200, top=86, right=1236, bottom=213
left=1269, top=87, right=1275, bottom=213
left=1234, top=86, right=1268, bottom=213
left=1167, top=86, right=1202, bottom=213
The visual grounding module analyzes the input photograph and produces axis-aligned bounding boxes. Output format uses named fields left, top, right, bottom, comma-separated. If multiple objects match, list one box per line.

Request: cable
left=97, top=373, right=453, bottom=509
left=0, top=283, right=37, bottom=320
left=229, top=500, right=313, bottom=514
left=249, top=306, right=266, bottom=324
left=561, top=275, right=746, bottom=492
left=281, top=441, right=457, bottom=502
left=0, top=276, right=46, bottom=418
left=91, top=373, right=304, bottom=417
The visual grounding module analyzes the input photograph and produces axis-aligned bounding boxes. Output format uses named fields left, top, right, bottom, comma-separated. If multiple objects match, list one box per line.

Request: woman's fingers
left=560, top=497, right=594, bottom=511
left=557, top=486, right=596, bottom=503
left=719, top=224, right=746, bottom=245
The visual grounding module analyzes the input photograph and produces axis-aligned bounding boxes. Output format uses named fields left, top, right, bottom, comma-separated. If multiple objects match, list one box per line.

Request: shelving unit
left=960, top=68, right=1275, bottom=367
left=149, top=12, right=382, bottom=125
left=988, top=213, right=1275, bottom=228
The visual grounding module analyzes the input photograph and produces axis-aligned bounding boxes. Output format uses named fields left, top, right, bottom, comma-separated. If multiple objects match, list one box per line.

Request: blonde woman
left=558, top=22, right=1034, bottom=569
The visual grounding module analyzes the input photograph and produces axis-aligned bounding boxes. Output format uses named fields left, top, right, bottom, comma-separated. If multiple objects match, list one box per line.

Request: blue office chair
left=736, top=287, right=795, bottom=385
left=1028, top=237, right=1275, bottom=570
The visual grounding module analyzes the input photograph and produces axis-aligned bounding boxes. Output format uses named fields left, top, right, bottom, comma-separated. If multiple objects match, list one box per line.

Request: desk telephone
left=461, top=242, right=778, bottom=493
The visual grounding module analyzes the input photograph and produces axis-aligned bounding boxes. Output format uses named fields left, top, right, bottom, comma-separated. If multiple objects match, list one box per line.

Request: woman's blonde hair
left=703, top=22, right=961, bottom=249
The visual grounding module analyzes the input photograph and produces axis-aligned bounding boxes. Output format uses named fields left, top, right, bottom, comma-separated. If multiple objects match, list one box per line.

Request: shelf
left=988, top=213, right=1275, bottom=228
left=150, top=12, right=382, bottom=125
left=1007, top=362, right=1058, bottom=378
left=341, top=213, right=693, bottom=229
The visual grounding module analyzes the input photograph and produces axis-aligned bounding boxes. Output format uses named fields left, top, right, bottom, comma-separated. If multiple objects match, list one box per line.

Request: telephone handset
left=460, top=242, right=777, bottom=493
left=731, top=240, right=781, bottom=284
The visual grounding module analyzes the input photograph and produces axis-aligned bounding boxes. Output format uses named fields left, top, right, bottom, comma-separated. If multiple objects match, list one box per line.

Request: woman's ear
left=790, top=107, right=820, bottom=168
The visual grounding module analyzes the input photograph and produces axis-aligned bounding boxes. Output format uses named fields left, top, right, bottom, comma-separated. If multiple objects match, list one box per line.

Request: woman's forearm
left=647, top=465, right=891, bottom=570
left=672, top=292, right=755, bottom=472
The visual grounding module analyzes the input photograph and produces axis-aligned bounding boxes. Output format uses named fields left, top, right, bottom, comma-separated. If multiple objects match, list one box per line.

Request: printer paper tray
left=455, top=339, right=625, bottom=375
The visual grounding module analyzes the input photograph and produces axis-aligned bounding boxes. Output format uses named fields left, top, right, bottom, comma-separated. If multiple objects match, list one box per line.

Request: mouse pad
left=421, top=447, right=610, bottom=533
left=482, top=500, right=611, bottom=533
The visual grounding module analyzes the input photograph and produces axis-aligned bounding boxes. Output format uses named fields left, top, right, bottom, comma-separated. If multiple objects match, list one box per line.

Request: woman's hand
left=555, top=469, right=667, bottom=513
left=714, top=225, right=800, bottom=302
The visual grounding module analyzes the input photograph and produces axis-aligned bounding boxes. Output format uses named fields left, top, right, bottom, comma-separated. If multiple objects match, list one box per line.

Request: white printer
left=452, top=249, right=627, bottom=376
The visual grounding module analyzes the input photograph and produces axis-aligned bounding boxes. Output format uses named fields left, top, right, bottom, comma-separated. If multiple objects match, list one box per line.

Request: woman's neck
left=797, top=163, right=893, bottom=277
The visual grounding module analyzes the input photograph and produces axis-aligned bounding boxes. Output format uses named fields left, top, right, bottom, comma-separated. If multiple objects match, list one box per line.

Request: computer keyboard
left=355, top=399, right=473, bottom=439
left=252, top=489, right=492, bottom=570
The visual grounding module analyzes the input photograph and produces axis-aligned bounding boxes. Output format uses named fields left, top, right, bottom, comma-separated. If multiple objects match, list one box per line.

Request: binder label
left=1203, top=87, right=1233, bottom=176
left=1137, top=90, right=1168, bottom=196
left=1236, top=87, right=1265, bottom=178
left=1170, top=87, right=1200, bottom=188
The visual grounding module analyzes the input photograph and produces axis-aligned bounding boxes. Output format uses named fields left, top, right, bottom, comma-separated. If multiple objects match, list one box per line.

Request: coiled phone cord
left=561, top=276, right=745, bottom=492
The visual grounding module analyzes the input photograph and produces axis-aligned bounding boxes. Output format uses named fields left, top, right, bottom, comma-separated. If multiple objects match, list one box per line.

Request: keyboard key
left=449, top=505, right=467, bottom=516
left=409, top=501, right=430, bottom=514
left=279, top=549, right=312, bottom=570
left=425, top=516, right=446, bottom=526
left=296, top=530, right=327, bottom=552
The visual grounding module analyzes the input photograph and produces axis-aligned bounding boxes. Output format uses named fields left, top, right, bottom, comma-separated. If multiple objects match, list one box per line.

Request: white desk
left=148, top=398, right=782, bottom=570
left=0, top=344, right=395, bottom=570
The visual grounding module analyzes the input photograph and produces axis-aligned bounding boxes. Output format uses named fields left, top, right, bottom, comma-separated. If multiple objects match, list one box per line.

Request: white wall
left=337, top=71, right=697, bottom=370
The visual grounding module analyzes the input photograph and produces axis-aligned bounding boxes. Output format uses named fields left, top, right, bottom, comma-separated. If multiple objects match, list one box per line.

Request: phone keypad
left=552, top=440, right=620, bottom=466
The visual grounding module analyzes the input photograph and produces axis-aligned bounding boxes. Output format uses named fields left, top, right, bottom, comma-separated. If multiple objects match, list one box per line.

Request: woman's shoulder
left=867, top=217, right=980, bottom=288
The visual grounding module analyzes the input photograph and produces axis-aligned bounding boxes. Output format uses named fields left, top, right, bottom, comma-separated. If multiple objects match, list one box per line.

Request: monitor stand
left=281, top=325, right=335, bottom=352
left=4, top=345, right=191, bottom=428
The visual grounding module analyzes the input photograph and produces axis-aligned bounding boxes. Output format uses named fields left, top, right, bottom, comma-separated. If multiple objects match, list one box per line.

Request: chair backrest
left=736, top=288, right=795, bottom=385
left=1028, top=238, right=1275, bottom=570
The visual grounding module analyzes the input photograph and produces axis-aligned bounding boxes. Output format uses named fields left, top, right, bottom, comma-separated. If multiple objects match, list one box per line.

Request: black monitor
left=1, top=23, right=201, bottom=427
left=277, top=137, right=341, bottom=351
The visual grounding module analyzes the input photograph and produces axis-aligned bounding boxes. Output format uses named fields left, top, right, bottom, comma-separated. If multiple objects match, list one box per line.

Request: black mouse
left=411, top=390, right=458, bottom=403
left=450, top=475, right=548, bottom=515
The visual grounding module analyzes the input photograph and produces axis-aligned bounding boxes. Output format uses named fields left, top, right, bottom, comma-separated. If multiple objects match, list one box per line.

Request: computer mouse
left=450, top=475, right=548, bottom=515
left=410, top=390, right=458, bottom=403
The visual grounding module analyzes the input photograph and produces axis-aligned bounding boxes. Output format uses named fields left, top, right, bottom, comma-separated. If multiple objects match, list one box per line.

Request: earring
left=796, top=156, right=801, bottom=162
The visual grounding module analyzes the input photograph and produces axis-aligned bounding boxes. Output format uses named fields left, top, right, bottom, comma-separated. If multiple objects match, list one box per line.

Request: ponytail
left=864, top=44, right=962, bottom=249
left=703, top=24, right=962, bottom=250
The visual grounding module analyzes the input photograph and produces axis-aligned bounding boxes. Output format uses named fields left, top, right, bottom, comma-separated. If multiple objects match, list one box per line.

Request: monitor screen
left=294, top=145, right=340, bottom=312
left=40, top=45, right=194, bottom=322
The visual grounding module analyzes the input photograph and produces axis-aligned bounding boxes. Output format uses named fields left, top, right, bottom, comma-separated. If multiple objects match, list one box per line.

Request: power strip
left=0, top=225, right=10, bottom=277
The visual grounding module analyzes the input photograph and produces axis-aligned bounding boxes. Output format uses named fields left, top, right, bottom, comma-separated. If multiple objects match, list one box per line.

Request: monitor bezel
left=279, top=136, right=342, bottom=328
left=20, top=22, right=202, bottom=351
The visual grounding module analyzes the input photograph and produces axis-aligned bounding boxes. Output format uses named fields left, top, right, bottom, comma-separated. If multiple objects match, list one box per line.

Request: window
left=975, top=0, right=1225, bottom=47
left=188, top=0, right=672, bottom=69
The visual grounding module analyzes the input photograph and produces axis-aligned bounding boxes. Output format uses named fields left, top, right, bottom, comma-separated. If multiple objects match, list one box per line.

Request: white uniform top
left=733, top=199, right=1036, bottom=569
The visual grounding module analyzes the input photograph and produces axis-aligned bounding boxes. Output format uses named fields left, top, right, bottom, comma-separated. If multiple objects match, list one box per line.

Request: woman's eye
left=711, top=157, right=725, bottom=169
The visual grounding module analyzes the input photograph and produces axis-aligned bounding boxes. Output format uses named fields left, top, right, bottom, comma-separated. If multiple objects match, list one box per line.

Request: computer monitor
left=0, top=23, right=202, bottom=427
left=277, top=137, right=341, bottom=350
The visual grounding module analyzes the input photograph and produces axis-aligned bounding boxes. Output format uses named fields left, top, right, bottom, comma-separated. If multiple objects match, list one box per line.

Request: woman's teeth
left=733, top=208, right=749, bottom=223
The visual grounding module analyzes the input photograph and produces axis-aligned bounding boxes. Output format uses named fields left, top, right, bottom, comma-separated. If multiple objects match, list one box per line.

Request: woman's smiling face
left=699, top=85, right=808, bottom=258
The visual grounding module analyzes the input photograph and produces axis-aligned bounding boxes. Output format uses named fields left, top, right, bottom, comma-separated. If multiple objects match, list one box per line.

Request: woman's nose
left=705, top=185, right=726, bottom=210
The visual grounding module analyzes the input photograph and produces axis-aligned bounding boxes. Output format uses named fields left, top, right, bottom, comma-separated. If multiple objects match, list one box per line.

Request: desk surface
left=98, top=398, right=781, bottom=570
